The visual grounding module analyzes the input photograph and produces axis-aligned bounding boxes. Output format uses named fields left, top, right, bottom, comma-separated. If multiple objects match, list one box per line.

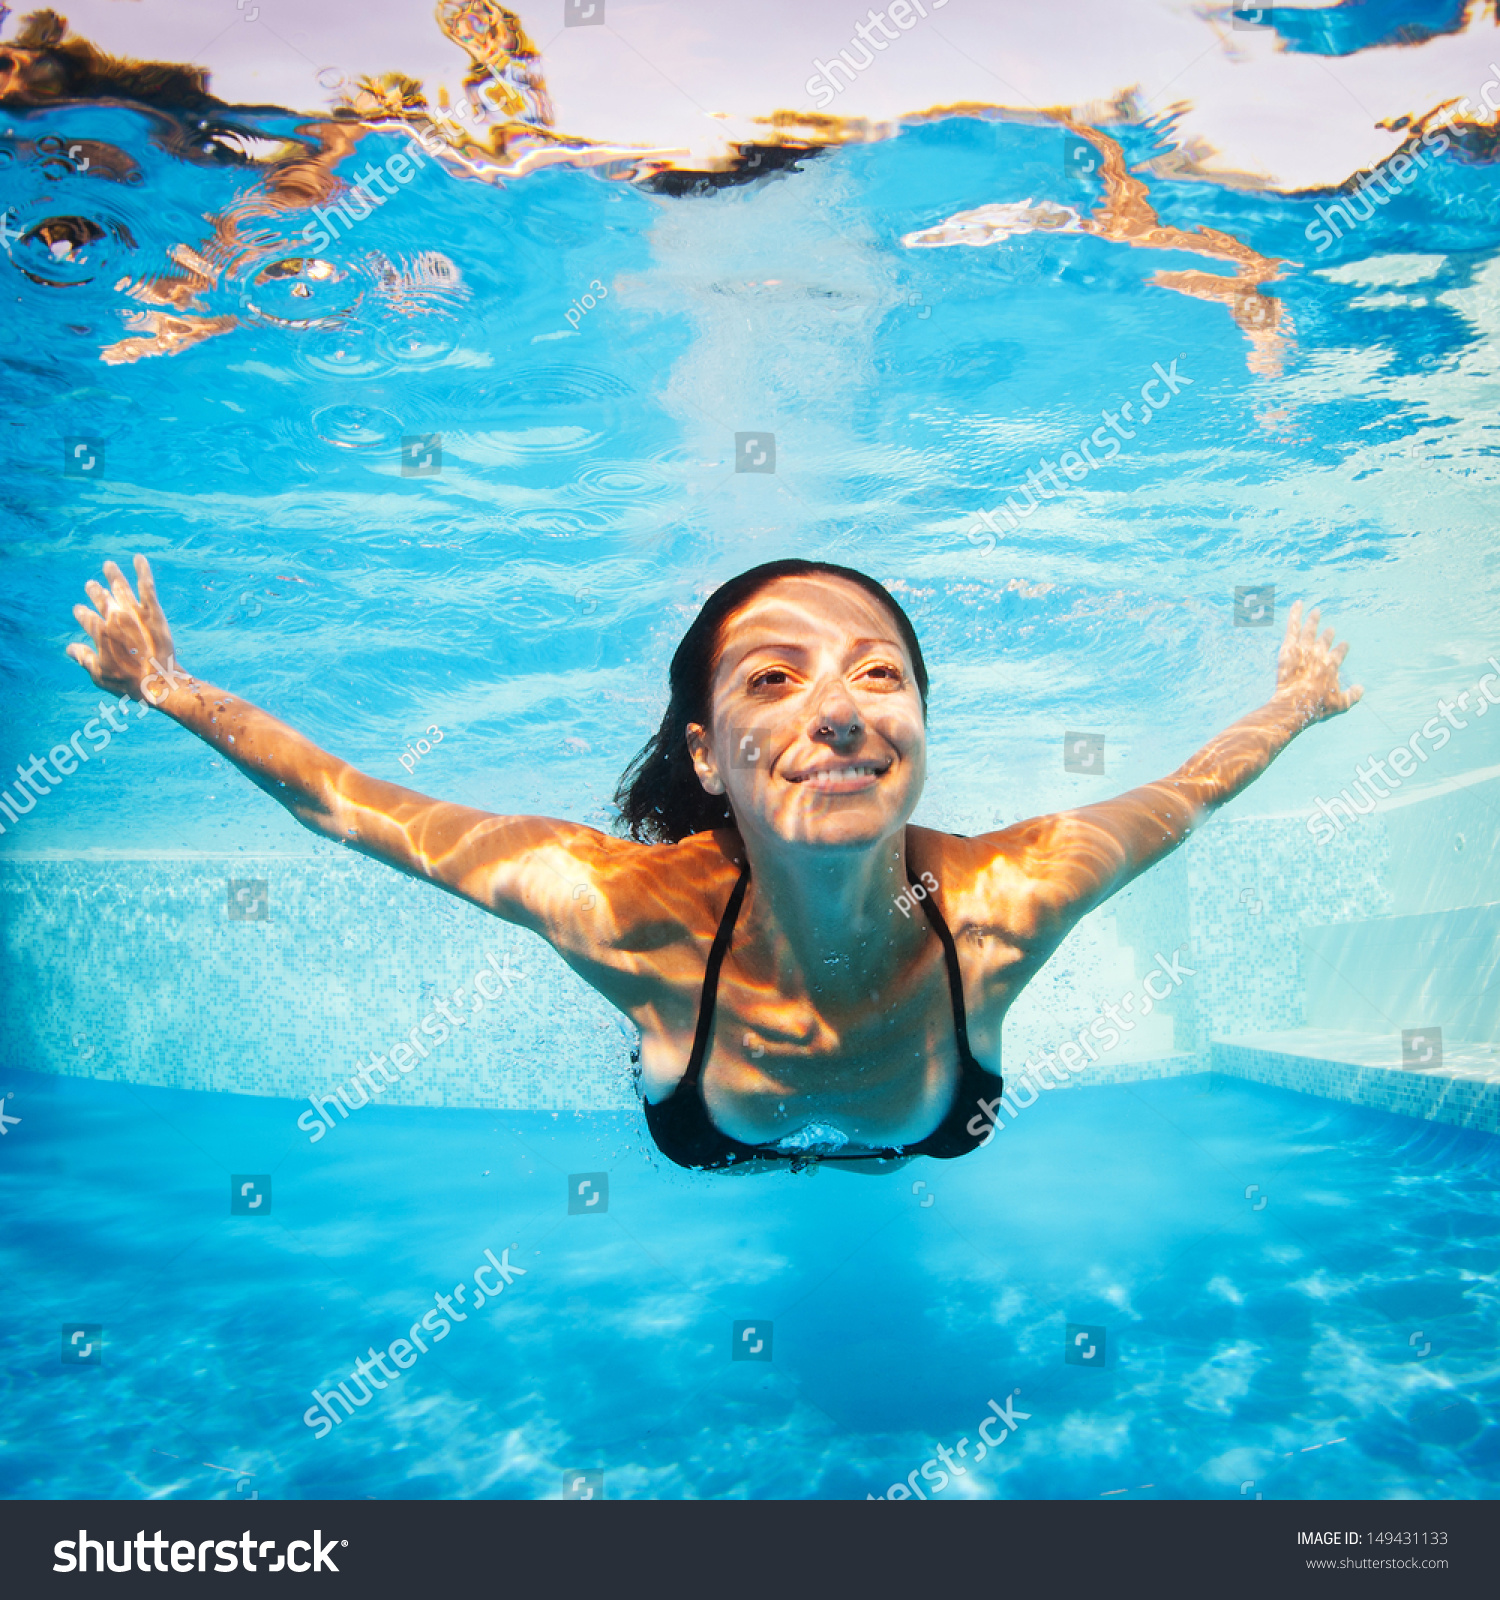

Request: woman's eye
left=864, top=665, right=901, bottom=682
left=750, top=668, right=790, bottom=688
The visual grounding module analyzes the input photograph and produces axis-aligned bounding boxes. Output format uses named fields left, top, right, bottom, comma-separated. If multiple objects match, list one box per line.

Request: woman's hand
left=66, top=555, right=184, bottom=705
left=1274, top=599, right=1362, bottom=728
left=994, top=597, right=1366, bottom=941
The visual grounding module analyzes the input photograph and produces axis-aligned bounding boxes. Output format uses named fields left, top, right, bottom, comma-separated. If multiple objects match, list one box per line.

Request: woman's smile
left=782, top=756, right=893, bottom=792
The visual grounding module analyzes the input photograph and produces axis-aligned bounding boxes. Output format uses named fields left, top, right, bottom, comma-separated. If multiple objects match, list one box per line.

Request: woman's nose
left=810, top=685, right=861, bottom=741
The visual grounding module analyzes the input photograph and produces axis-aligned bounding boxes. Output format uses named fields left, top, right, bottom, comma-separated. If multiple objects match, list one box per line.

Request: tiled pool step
left=1212, top=1029, right=1500, bottom=1135
left=1031, top=1052, right=1203, bottom=1090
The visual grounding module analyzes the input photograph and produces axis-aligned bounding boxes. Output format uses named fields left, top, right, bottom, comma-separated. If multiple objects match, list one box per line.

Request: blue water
left=5, top=106, right=1499, bottom=848
left=4, top=16, right=1500, bottom=1503
left=2, top=1067, right=1496, bottom=1499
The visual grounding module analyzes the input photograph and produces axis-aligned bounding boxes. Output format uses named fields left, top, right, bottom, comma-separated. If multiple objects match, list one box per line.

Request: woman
left=67, top=556, right=1360, bottom=1171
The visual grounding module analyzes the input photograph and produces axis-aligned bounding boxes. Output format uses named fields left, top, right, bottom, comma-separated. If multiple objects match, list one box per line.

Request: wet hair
left=613, top=559, right=929, bottom=844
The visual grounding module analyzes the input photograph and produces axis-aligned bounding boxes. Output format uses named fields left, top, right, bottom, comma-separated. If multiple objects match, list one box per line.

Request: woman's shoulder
left=578, top=826, right=745, bottom=939
left=908, top=818, right=1052, bottom=872
left=905, top=822, right=1052, bottom=943
left=599, top=825, right=741, bottom=874
left=661, top=828, right=747, bottom=911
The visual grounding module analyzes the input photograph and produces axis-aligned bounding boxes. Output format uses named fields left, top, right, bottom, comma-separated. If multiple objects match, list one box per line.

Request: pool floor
left=1, top=1067, right=1496, bottom=1500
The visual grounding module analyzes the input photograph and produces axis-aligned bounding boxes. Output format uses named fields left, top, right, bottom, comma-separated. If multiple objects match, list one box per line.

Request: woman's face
left=688, top=575, right=927, bottom=850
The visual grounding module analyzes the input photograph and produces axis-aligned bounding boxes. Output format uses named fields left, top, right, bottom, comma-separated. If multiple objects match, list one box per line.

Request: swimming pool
left=3, top=1064, right=1496, bottom=1500
left=2, top=1, right=1498, bottom=1503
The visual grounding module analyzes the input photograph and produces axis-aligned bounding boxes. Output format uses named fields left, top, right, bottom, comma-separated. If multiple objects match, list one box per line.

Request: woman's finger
left=71, top=603, right=102, bottom=646
left=102, top=559, right=136, bottom=610
left=65, top=641, right=99, bottom=675
left=84, top=577, right=114, bottom=615
left=135, top=556, right=163, bottom=617
left=134, top=554, right=165, bottom=624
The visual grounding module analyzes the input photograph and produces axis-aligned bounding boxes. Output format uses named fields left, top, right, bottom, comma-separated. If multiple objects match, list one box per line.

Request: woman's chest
left=644, top=944, right=981, bottom=1146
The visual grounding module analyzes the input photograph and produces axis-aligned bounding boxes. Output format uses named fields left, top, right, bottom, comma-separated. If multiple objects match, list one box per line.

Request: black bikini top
left=643, top=852, right=1005, bottom=1170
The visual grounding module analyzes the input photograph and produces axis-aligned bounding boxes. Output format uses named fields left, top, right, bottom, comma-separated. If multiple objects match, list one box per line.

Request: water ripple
left=310, top=403, right=405, bottom=450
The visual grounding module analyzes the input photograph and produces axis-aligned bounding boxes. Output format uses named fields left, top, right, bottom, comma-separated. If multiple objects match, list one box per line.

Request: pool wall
left=3, top=779, right=1494, bottom=1128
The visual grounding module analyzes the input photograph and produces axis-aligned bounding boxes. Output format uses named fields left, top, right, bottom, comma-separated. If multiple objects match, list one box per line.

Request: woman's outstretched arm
left=971, top=600, right=1363, bottom=940
left=63, top=555, right=656, bottom=948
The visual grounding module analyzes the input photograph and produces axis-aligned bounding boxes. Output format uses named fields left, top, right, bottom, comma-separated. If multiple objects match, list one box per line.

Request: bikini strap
left=911, top=862, right=978, bottom=1067
left=680, top=860, right=751, bottom=1092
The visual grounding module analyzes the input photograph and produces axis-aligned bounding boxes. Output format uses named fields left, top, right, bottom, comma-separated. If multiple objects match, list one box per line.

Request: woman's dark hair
left=613, top=560, right=929, bottom=844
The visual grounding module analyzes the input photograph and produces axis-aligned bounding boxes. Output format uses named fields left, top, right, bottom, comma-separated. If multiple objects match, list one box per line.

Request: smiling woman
left=65, top=555, right=1361, bottom=1174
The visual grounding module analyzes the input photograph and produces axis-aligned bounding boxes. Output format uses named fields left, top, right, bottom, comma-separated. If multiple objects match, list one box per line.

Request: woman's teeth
left=792, top=764, right=883, bottom=789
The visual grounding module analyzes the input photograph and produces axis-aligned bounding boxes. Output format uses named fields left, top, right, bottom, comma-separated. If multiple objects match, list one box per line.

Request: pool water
left=2, top=1065, right=1496, bottom=1500
left=4, top=105, right=1499, bottom=849
left=3, top=5, right=1499, bottom=1504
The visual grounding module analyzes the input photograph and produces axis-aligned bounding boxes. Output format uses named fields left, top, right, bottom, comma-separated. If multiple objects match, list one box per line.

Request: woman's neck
left=733, top=825, right=924, bottom=1007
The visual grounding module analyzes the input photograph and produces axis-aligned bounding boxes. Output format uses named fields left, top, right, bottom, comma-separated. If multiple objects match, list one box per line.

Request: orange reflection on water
left=1061, top=120, right=1294, bottom=377
left=7, top=7, right=1293, bottom=375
